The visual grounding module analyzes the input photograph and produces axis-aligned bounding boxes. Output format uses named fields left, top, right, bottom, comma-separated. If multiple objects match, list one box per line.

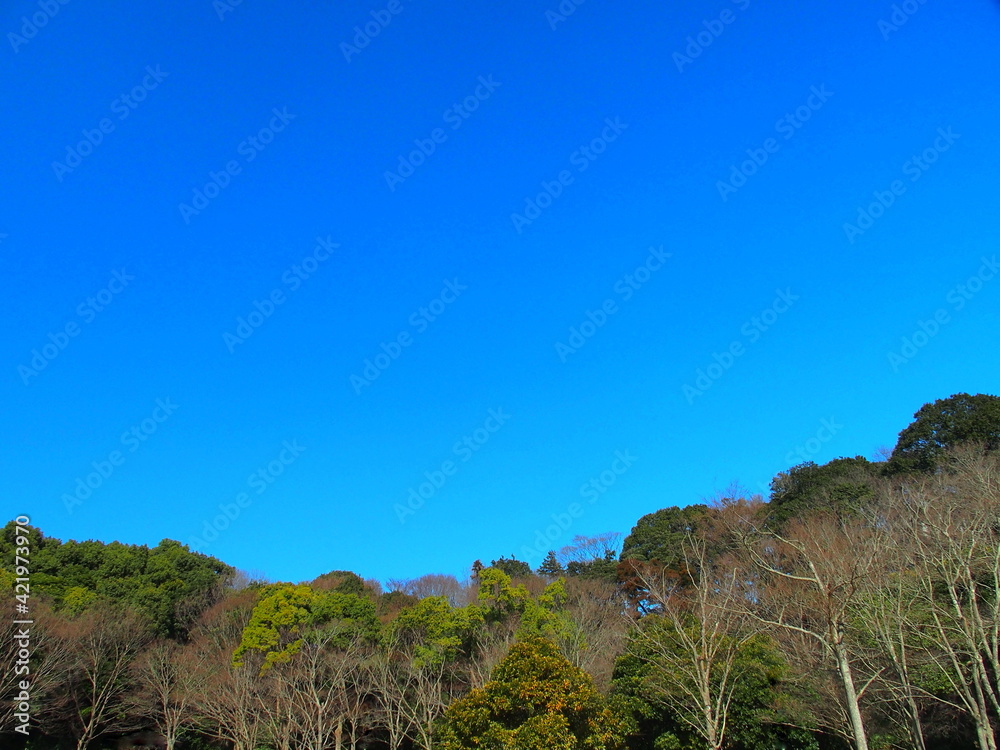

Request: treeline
left=3, top=392, right=1000, bottom=750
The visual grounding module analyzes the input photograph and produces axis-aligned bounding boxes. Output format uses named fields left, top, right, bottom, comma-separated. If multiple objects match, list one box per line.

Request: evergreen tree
left=537, top=550, right=563, bottom=578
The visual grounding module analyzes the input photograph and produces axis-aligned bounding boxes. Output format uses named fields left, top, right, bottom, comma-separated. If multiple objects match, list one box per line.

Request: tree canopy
left=437, top=637, right=626, bottom=750
left=887, top=392, right=1000, bottom=474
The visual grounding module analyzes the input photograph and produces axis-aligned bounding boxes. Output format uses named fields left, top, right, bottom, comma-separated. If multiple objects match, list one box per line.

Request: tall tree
left=734, top=507, right=886, bottom=750
left=489, top=556, right=533, bottom=579
left=627, top=527, right=763, bottom=750
left=537, top=551, right=563, bottom=578
left=187, top=591, right=270, bottom=750
left=887, top=392, right=1000, bottom=475
left=766, top=456, right=877, bottom=528
left=128, top=640, right=196, bottom=750
left=43, top=604, right=151, bottom=750
left=885, top=448, right=1000, bottom=750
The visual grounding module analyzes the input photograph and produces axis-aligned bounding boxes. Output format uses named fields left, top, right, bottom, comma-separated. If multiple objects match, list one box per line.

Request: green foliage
left=538, top=550, right=564, bottom=578
left=437, top=637, right=626, bottom=750
left=0, top=567, right=14, bottom=592
left=233, top=582, right=380, bottom=670
left=390, top=595, right=484, bottom=667
left=490, top=555, right=533, bottom=578
left=61, top=586, right=98, bottom=616
left=887, top=392, right=1000, bottom=474
left=311, top=568, right=367, bottom=595
left=613, top=623, right=818, bottom=750
left=767, top=456, right=876, bottom=527
left=566, top=549, right=620, bottom=583
left=621, top=506, right=709, bottom=565
left=0, top=525, right=231, bottom=636
left=477, top=567, right=532, bottom=614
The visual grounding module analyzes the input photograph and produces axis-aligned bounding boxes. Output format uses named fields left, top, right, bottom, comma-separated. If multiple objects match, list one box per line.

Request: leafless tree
left=127, top=640, right=196, bottom=750
left=735, top=507, right=884, bottom=750
left=263, top=630, right=376, bottom=750
left=630, top=526, right=760, bottom=750
left=883, top=448, right=1000, bottom=750
left=557, top=532, right=623, bottom=565
left=386, top=574, right=470, bottom=607
left=558, top=576, right=630, bottom=690
left=41, top=604, right=152, bottom=750
left=367, top=644, right=414, bottom=750
left=187, top=594, right=270, bottom=750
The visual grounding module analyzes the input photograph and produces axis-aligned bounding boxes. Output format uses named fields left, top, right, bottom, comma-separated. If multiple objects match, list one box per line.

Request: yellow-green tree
left=232, top=582, right=379, bottom=671
left=437, top=637, right=626, bottom=750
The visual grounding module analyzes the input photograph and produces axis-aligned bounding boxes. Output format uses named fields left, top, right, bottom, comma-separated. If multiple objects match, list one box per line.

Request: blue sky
left=2, top=0, right=998, bottom=585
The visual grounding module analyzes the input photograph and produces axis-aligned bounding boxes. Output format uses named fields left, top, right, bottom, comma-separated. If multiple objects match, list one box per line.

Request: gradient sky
left=2, top=0, right=999, bottom=585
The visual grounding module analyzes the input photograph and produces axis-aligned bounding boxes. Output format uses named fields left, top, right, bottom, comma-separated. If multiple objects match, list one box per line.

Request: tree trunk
left=902, top=688, right=926, bottom=750
left=833, top=641, right=869, bottom=750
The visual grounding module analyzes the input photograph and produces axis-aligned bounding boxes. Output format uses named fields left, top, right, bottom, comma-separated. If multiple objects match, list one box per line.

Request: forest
left=4, top=392, right=1000, bottom=750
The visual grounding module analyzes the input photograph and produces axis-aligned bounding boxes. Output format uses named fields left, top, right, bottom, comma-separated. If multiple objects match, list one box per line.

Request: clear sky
left=2, top=0, right=998, bottom=585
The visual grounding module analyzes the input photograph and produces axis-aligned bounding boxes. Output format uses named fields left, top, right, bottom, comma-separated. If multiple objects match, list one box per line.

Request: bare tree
left=368, top=637, right=417, bottom=750
left=127, top=640, right=196, bottom=750
left=884, top=449, right=1000, bottom=750
left=630, top=527, right=760, bottom=750
left=187, top=594, right=270, bottom=750
left=557, top=532, right=623, bottom=565
left=266, top=631, right=376, bottom=750
left=387, top=574, right=469, bottom=607
left=851, top=563, right=930, bottom=750
left=736, top=508, right=884, bottom=750
left=372, top=630, right=466, bottom=750
left=42, top=604, right=152, bottom=750
left=558, top=576, right=630, bottom=690
left=466, top=619, right=518, bottom=690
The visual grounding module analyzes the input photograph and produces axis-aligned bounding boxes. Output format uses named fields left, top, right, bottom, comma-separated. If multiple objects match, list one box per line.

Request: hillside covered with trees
left=4, top=392, right=1000, bottom=750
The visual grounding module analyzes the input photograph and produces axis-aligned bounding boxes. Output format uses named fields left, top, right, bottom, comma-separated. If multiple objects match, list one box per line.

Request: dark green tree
left=490, top=555, right=533, bottom=578
left=566, top=548, right=620, bottom=583
left=766, top=456, right=877, bottom=528
left=620, top=505, right=709, bottom=565
left=0, top=525, right=231, bottom=637
left=886, top=392, right=1000, bottom=475
left=537, top=550, right=564, bottom=578
left=613, top=628, right=819, bottom=750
